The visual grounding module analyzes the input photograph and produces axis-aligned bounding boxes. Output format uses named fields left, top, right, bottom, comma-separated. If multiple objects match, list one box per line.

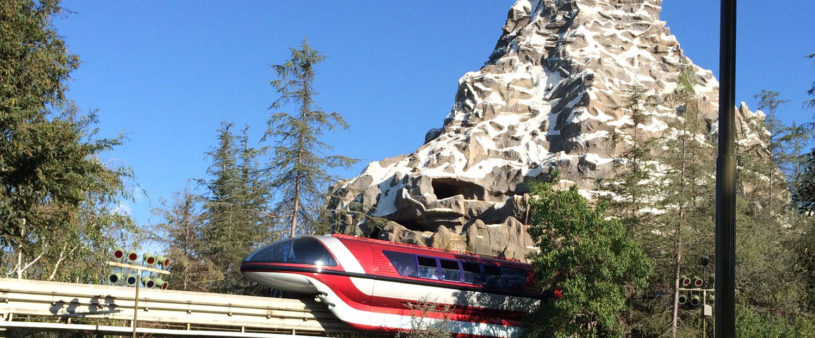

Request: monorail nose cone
left=243, top=271, right=320, bottom=294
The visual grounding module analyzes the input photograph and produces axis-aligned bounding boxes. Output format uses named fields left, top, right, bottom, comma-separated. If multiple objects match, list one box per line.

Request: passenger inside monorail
left=384, top=250, right=530, bottom=290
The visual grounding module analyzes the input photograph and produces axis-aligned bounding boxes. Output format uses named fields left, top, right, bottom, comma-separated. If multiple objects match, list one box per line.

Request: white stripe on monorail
left=306, top=276, right=521, bottom=337
left=315, top=235, right=364, bottom=274
left=348, top=277, right=538, bottom=312
left=0, top=321, right=330, bottom=337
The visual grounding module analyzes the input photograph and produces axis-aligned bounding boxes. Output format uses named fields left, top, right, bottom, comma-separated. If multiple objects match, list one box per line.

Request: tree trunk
left=672, top=120, right=690, bottom=338
left=15, top=244, right=44, bottom=280
left=48, top=244, right=77, bottom=280
left=290, top=120, right=306, bottom=238
left=290, top=75, right=310, bottom=238
left=16, top=246, right=23, bottom=279
left=671, top=223, right=682, bottom=338
left=184, top=201, right=191, bottom=291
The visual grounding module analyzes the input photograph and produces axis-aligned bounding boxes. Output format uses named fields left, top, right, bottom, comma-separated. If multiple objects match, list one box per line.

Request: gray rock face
left=329, top=0, right=764, bottom=262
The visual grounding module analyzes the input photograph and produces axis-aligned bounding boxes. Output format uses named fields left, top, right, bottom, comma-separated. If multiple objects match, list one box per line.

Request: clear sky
left=54, top=0, right=815, bottom=228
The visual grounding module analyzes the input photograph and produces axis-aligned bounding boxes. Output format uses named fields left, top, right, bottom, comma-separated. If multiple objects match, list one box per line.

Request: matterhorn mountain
left=328, top=0, right=764, bottom=261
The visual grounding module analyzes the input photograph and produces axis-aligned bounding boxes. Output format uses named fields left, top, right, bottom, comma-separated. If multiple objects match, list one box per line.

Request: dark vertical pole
left=716, top=0, right=737, bottom=337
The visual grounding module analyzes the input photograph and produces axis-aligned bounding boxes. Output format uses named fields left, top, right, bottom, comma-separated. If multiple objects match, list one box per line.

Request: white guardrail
left=0, top=278, right=351, bottom=337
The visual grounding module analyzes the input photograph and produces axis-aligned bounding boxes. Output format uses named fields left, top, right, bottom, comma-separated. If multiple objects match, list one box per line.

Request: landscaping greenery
left=524, top=171, right=653, bottom=337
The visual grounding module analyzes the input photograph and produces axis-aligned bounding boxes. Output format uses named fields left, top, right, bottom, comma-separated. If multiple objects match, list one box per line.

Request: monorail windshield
left=245, top=238, right=337, bottom=266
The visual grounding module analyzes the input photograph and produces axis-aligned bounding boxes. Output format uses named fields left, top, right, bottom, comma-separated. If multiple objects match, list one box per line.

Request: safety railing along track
left=0, top=278, right=357, bottom=337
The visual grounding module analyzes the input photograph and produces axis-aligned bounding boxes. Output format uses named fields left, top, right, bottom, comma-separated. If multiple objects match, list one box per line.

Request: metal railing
left=0, top=278, right=351, bottom=336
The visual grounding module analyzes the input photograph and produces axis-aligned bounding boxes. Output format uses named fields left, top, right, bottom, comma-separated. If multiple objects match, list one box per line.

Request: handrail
left=0, top=278, right=351, bottom=336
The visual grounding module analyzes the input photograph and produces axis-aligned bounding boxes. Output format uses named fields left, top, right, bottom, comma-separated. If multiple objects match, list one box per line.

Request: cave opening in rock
left=431, top=178, right=485, bottom=200
left=394, top=219, right=426, bottom=232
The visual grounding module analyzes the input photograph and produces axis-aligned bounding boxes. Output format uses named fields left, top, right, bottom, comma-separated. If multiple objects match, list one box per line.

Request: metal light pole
left=715, top=0, right=737, bottom=336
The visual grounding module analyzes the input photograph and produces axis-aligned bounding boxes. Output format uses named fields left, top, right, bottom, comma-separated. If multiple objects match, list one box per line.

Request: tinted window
left=246, top=238, right=336, bottom=266
left=440, top=259, right=461, bottom=282
left=246, top=239, right=293, bottom=262
left=291, top=238, right=337, bottom=266
left=461, top=261, right=483, bottom=284
left=384, top=251, right=418, bottom=277
left=483, top=264, right=503, bottom=288
left=502, top=267, right=529, bottom=289
left=418, top=256, right=438, bottom=279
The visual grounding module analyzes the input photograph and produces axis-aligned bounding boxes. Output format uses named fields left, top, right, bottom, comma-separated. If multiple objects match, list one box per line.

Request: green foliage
left=524, top=171, right=652, bottom=338
left=394, top=298, right=453, bottom=338
left=149, top=185, right=220, bottom=291
left=199, top=122, right=273, bottom=293
left=798, top=53, right=815, bottom=212
left=734, top=98, right=806, bottom=312
left=1, top=0, right=136, bottom=281
left=745, top=90, right=799, bottom=211
left=734, top=198, right=803, bottom=311
left=779, top=123, right=812, bottom=204
left=796, top=149, right=815, bottom=213
left=321, top=186, right=389, bottom=237
left=601, top=85, right=660, bottom=236
left=265, top=39, right=358, bottom=237
left=736, top=305, right=815, bottom=337
left=649, top=65, right=718, bottom=337
left=796, top=217, right=815, bottom=311
left=604, top=65, right=814, bottom=336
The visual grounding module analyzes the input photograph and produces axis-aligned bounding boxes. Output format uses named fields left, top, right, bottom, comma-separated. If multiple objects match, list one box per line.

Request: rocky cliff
left=328, top=0, right=763, bottom=261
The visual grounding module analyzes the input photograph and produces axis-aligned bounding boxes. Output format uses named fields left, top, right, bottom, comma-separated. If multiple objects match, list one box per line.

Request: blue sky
left=54, top=1, right=815, bottom=228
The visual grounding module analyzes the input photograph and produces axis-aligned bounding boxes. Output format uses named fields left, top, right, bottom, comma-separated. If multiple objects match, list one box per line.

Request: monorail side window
left=418, top=256, right=439, bottom=279
left=461, top=261, right=483, bottom=284
left=440, top=259, right=461, bottom=282
left=483, top=264, right=503, bottom=288
left=502, top=266, right=528, bottom=289
left=384, top=251, right=418, bottom=278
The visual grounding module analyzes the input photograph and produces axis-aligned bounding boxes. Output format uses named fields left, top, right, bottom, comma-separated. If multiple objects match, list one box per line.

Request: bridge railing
left=0, top=278, right=349, bottom=336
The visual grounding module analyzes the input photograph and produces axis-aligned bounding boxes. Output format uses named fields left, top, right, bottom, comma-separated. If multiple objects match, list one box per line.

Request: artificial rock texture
left=328, top=0, right=764, bottom=261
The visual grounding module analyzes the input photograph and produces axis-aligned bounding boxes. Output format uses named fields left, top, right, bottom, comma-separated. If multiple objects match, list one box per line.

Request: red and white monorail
left=240, top=234, right=541, bottom=337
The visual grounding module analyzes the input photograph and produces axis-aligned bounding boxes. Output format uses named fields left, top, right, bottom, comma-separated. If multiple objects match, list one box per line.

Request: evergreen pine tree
left=200, top=122, right=271, bottom=293
left=794, top=153, right=815, bottom=311
left=734, top=99, right=805, bottom=313
left=660, top=65, right=712, bottom=337
left=796, top=53, right=815, bottom=211
left=792, top=53, right=815, bottom=311
left=601, top=85, right=660, bottom=237
left=625, top=64, right=717, bottom=337
left=265, top=39, right=358, bottom=237
left=236, top=125, right=275, bottom=244
left=797, top=149, right=815, bottom=213
left=747, top=90, right=794, bottom=212
left=779, top=122, right=812, bottom=199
